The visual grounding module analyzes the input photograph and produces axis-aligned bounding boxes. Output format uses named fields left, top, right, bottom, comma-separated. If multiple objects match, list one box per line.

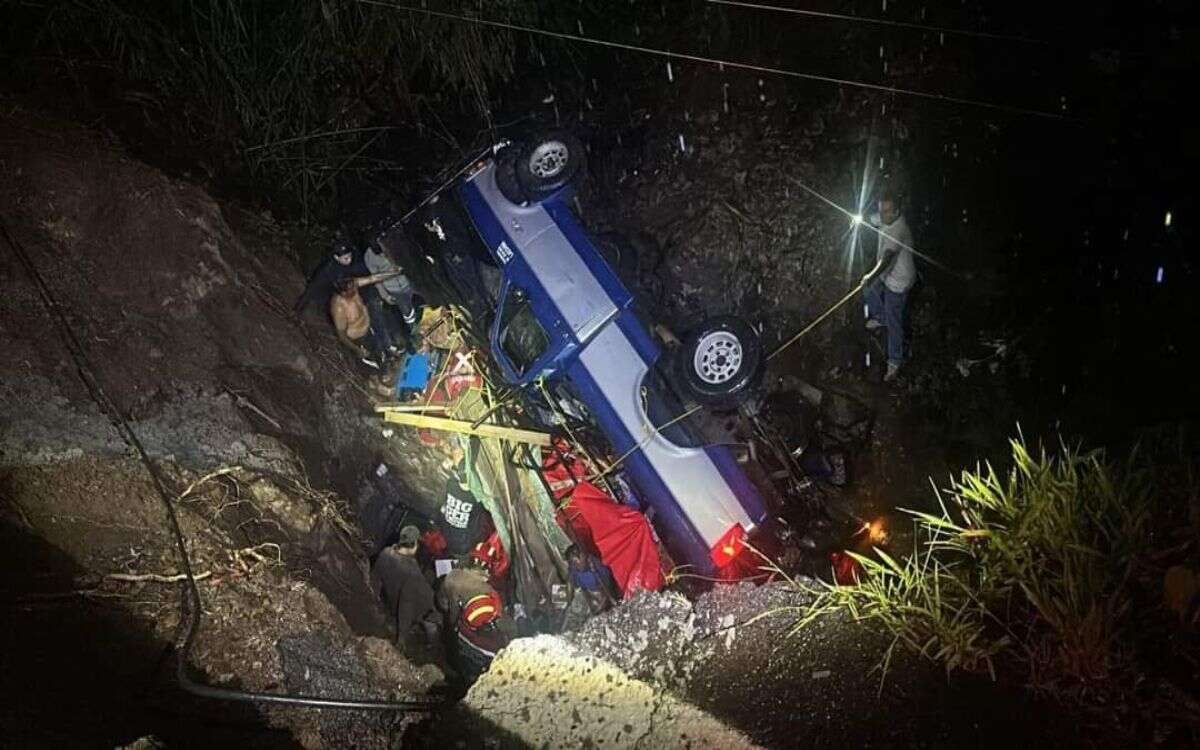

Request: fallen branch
left=105, top=571, right=212, bottom=584
left=179, top=466, right=242, bottom=501
left=231, top=393, right=283, bottom=431
left=234, top=542, right=283, bottom=569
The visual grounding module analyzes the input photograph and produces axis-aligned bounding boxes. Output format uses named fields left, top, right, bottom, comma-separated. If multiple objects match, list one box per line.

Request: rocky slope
left=0, top=102, right=445, bottom=747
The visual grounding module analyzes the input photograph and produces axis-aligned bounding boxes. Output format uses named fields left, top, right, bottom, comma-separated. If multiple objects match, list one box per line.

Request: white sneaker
left=884, top=362, right=901, bottom=382
left=865, top=319, right=884, bottom=331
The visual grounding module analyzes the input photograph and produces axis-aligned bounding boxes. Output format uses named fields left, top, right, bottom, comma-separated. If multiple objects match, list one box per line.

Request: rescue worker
left=436, top=556, right=494, bottom=624
left=370, top=525, right=438, bottom=649
left=862, top=191, right=916, bottom=382
left=455, top=590, right=514, bottom=681
left=437, top=557, right=515, bottom=681
left=470, top=532, right=510, bottom=584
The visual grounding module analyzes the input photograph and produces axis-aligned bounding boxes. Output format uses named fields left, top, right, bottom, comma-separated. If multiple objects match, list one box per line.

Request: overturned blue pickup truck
left=383, top=132, right=789, bottom=580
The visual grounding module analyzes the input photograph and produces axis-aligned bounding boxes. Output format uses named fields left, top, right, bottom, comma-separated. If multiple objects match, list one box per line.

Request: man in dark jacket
left=370, top=525, right=437, bottom=647
left=294, top=234, right=368, bottom=314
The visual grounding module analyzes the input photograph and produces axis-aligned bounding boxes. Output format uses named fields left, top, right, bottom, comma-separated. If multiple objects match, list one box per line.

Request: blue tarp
left=395, top=352, right=432, bottom=395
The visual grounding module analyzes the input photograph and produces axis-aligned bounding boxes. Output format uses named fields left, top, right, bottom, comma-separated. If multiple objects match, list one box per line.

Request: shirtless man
left=329, top=271, right=403, bottom=365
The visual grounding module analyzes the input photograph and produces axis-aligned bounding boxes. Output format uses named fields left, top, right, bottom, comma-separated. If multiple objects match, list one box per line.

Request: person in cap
left=370, top=525, right=437, bottom=649
left=293, top=233, right=368, bottom=314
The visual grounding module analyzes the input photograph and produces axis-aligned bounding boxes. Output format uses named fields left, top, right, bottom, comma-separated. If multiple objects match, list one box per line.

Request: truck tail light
left=710, top=523, right=746, bottom=568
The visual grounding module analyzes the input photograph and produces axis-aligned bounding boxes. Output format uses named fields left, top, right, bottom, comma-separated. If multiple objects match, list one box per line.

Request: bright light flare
left=851, top=214, right=864, bottom=225
left=856, top=518, right=889, bottom=545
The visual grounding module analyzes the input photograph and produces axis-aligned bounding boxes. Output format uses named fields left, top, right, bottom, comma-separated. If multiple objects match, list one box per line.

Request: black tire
left=494, top=144, right=529, bottom=205
left=677, top=316, right=763, bottom=409
left=515, top=130, right=585, bottom=199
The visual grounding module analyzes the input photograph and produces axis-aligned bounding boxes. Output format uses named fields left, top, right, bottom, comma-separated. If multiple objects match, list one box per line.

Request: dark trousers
left=361, top=286, right=401, bottom=356
left=865, top=282, right=909, bottom=366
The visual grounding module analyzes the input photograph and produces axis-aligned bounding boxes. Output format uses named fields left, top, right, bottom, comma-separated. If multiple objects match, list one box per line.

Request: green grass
left=795, top=434, right=1171, bottom=701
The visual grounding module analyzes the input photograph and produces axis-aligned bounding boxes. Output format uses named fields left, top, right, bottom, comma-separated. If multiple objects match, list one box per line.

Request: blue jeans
left=866, top=282, right=908, bottom=366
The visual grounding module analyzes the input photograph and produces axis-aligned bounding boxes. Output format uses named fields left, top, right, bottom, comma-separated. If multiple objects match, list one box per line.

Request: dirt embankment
left=0, top=103, right=445, bottom=747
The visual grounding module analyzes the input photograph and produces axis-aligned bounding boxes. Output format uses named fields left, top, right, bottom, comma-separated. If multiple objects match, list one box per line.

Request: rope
left=394, top=143, right=494, bottom=226
left=767, top=257, right=881, bottom=361
left=590, top=403, right=703, bottom=482
left=535, top=378, right=617, bottom=494
left=356, top=0, right=1069, bottom=121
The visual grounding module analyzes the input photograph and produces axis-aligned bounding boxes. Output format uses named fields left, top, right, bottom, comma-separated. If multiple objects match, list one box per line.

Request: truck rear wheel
left=677, top=316, right=763, bottom=409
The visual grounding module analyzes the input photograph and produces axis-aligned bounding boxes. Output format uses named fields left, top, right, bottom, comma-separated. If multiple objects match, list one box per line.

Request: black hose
left=1, top=218, right=442, bottom=713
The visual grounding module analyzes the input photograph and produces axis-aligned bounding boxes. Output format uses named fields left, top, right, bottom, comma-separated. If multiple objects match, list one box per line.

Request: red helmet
left=460, top=591, right=502, bottom=630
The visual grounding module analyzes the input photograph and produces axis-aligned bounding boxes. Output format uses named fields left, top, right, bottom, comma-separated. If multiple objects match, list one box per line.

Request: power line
left=705, top=0, right=1049, bottom=45
left=357, top=0, right=1068, bottom=120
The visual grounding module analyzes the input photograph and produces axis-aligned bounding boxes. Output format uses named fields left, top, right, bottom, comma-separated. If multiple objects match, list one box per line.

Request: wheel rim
left=693, top=331, right=743, bottom=385
left=528, top=140, right=570, bottom=179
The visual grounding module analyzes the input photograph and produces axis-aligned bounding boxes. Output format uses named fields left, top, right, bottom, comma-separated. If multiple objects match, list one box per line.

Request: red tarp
left=415, top=347, right=482, bottom=446
left=543, top=447, right=663, bottom=598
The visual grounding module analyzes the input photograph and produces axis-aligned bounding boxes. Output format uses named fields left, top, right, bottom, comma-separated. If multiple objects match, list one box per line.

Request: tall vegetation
left=796, top=433, right=1196, bottom=712
left=30, top=0, right=538, bottom=219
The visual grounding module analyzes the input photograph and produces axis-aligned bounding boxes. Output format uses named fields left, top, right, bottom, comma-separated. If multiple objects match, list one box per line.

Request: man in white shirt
left=863, top=192, right=916, bottom=382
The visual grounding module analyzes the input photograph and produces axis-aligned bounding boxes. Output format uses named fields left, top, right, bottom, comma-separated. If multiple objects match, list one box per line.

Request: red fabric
left=443, top=348, right=482, bottom=400
left=470, top=531, right=510, bottom=583
left=414, top=349, right=483, bottom=445
left=421, top=529, right=447, bottom=556
left=830, top=551, right=862, bottom=585
left=543, top=447, right=663, bottom=598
